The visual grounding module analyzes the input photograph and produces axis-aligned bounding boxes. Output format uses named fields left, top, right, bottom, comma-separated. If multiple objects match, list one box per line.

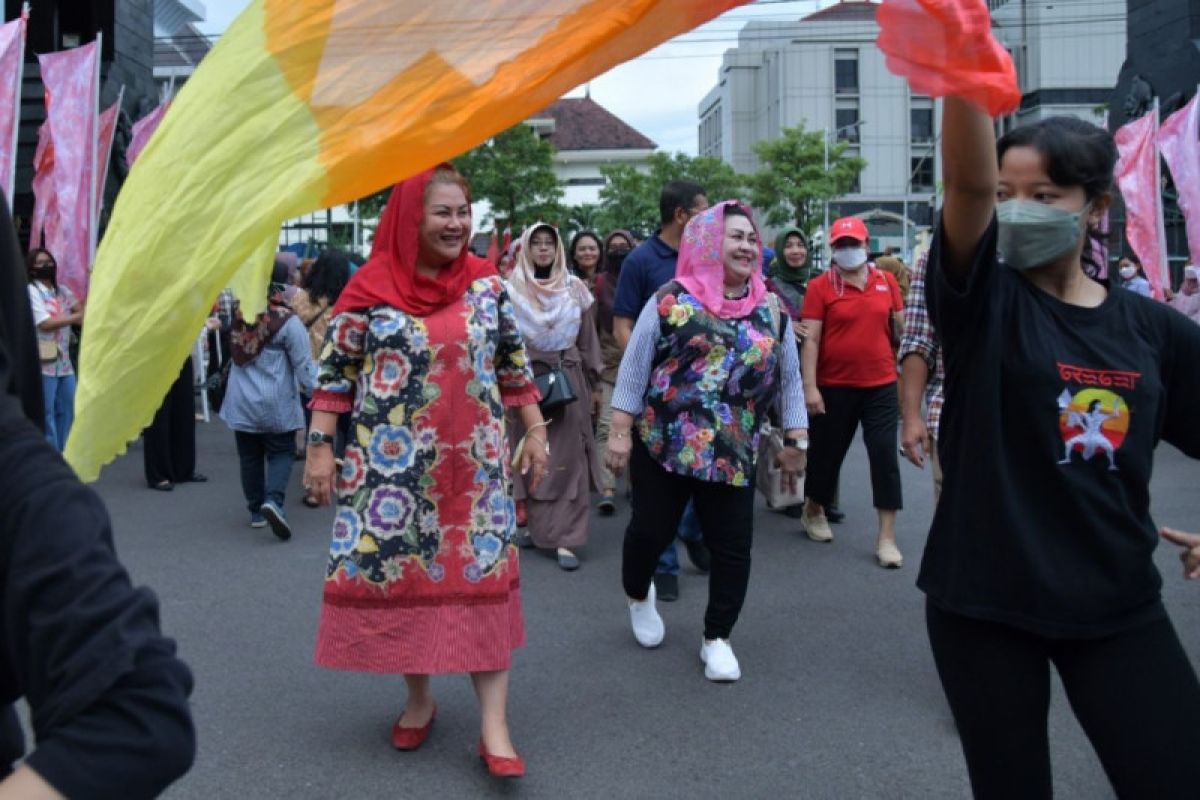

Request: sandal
left=151, top=480, right=174, bottom=492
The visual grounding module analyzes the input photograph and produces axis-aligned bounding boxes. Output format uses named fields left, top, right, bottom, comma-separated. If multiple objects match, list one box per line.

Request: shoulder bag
left=532, top=351, right=577, bottom=415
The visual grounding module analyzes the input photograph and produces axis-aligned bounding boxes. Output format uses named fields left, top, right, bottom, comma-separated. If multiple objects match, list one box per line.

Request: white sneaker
left=801, top=508, right=834, bottom=543
left=876, top=540, right=904, bottom=569
left=700, top=638, right=741, bottom=682
left=628, top=583, right=664, bottom=648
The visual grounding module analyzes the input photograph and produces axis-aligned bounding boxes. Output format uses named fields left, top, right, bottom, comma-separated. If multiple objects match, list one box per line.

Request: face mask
left=31, top=265, right=55, bottom=283
left=996, top=199, right=1089, bottom=271
left=1118, top=266, right=1137, bottom=280
left=606, top=249, right=629, bottom=270
left=832, top=247, right=868, bottom=270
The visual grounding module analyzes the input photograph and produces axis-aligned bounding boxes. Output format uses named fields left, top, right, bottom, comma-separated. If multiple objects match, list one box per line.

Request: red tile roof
left=802, top=1, right=879, bottom=23
left=533, top=97, right=657, bottom=152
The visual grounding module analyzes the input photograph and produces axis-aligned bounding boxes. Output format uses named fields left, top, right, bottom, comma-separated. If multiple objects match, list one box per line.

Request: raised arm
left=940, top=97, right=999, bottom=286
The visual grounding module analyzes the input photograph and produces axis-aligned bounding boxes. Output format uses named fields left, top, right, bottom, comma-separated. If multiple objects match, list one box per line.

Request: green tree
left=566, top=203, right=603, bottom=236
left=453, top=125, right=564, bottom=229
left=748, top=123, right=866, bottom=235
left=597, top=151, right=747, bottom=235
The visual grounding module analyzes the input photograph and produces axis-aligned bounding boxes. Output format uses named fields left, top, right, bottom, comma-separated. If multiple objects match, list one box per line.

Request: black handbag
left=532, top=352, right=577, bottom=415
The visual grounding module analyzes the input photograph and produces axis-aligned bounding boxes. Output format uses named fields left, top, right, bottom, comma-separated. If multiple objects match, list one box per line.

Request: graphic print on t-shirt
left=1054, top=363, right=1140, bottom=471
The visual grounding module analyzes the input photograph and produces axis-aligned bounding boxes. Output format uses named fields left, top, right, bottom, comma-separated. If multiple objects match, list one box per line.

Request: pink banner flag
left=39, top=40, right=100, bottom=299
left=0, top=13, right=26, bottom=207
left=95, top=90, right=122, bottom=219
left=29, top=120, right=54, bottom=249
left=1158, top=93, right=1200, bottom=264
left=1115, top=106, right=1168, bottom=300
left=127, top=100, right=170, bottom=166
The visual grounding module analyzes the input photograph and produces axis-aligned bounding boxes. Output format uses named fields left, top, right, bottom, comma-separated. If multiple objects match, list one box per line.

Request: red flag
left=30, top=121, right=54, bottom=250
left=1115, top=107, right=1168, bottom=300
left=95, top=89, right=123, bottom=219
left=39, top=40, right=100, bottom=299
left=1158, top=94, right=1200, bottom=263
left=486, top=230, right=499, bottom=266
left=876, top=0, right=1020, bottom=117
left=0, top=12, right=26, bottom=206
left=127, top=100, right=170, bottom=166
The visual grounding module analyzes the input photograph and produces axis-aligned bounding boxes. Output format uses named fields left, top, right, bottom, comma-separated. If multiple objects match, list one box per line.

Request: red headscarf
left=333, top=166, right=495, bottom=317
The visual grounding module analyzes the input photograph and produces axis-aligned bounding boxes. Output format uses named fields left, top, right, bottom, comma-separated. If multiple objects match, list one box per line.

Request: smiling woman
left=606, top=201, right=808, bottom=683
left=303, top=164, right=549, bottom=777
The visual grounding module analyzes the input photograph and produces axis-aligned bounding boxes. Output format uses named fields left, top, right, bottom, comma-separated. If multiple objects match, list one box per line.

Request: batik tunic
left=638, top=283, right=784, bottom=486
left=312, top=276, right=538, bottom=674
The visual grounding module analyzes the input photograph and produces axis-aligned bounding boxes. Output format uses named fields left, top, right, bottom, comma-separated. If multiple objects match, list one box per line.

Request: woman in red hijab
left=304, top=165, right=547, bottom=778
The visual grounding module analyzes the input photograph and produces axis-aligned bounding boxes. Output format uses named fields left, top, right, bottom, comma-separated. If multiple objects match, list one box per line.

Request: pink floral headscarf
left=675, top=200, right=766, bottom=319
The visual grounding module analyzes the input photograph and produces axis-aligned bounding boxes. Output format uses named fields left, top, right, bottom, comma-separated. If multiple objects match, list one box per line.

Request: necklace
left=723, top=282, right=749, bottom=300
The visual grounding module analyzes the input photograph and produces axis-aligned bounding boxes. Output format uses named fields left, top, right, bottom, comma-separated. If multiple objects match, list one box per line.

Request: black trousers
left=143, top=359, right=196, bottom=486
left=926, top=601, right=1200, bottom=799
left=805, top=383, right=901, bottom=511
left=622, top=439, right=755, bottom=640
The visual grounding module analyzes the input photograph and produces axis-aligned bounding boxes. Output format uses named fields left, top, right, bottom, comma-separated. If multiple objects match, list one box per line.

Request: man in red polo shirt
left=798, top=217, right=905, bottom=568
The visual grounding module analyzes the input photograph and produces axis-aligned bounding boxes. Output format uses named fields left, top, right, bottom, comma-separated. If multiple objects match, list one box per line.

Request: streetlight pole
left=902, top=135, right=940, bottom=261
left=822, top=120, right=865, bottom=269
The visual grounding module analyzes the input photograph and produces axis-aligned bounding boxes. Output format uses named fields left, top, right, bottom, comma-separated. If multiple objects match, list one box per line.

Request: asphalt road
left=91, top=421, right=1200, bottom=799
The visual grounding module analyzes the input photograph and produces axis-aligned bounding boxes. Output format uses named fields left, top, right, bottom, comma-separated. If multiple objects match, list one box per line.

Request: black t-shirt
left=920, top=216, right=1200, bottom=638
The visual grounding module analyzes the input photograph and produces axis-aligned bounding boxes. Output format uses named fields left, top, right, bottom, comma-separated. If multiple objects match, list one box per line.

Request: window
left=834, top=49, right=858, bottom=95
left=835, top=107, right=860, bottom=142
left=910, top=106, right=934, bottom=144
left=566, top=177, right=606, bottom=187
left=844, top=148, right=862, bottom=194
left=911, top=156, right=934, bottom=192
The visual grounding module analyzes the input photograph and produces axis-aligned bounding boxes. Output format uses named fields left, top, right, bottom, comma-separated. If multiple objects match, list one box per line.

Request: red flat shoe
left=478, top=738, right=525, bottom=778
left=391, top=706, right=436, bottom=751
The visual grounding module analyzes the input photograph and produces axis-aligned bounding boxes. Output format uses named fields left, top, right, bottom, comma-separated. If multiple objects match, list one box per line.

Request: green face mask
left=996, top=199, right=1089, bottom=271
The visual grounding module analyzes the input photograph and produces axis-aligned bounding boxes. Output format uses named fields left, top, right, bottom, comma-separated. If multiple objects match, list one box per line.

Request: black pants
left=926, top=601, right=1200, bottom=799
left=805, top=383, right=901, bottom=510
left=143, top=359, right=196, bottom=486
left=622, top=439, right=755, bottom=640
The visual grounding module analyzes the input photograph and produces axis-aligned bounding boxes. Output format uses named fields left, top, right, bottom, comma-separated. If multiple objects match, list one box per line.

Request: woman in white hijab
left=1169, top=265, right=1200, bottom=324
left=506, top=224, right=603, bottom=571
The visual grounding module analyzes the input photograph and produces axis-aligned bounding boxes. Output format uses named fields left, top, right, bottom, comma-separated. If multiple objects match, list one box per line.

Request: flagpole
left=96, top=84, right=124, bottom=219
left=7, top=5, right=27, bottom=207
left=1152, top=96, right=1169, bottom=299
left=88, top=31, right=101, bottom=271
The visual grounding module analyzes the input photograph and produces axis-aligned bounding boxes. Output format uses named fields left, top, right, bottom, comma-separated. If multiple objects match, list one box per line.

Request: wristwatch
left=783, top=436, right=809, bottom=451
left=307, top=430, right=335, bottom=448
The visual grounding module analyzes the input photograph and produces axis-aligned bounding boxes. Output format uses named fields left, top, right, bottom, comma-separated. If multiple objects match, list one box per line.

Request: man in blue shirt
left=613, top=180, right=710, bottom=602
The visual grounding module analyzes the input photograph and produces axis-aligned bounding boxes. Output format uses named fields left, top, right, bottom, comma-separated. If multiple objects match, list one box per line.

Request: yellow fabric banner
left=66, top=0, right=747, bottom=480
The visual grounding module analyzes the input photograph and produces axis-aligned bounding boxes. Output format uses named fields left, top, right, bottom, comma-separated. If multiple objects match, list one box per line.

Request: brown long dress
left=511, top=304, right=604, bottom=549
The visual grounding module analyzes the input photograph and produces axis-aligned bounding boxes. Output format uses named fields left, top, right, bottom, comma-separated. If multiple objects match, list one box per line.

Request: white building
left=988, top=0, right=1125, bottom=132
left=530, top=96, right=657, bottom=207
left=698, top=0, right=1125, bottom=256
left=153, top=0, right=211, bottom=102
left=698, top=1, right=939, bottom=256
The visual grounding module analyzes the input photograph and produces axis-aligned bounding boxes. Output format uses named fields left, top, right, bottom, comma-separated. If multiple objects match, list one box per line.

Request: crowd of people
left=15, top=97, right=1200, bottom=798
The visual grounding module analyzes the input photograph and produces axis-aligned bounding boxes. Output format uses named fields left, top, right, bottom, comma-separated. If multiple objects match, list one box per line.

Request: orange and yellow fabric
left=66, top=0, right=748, bottom=480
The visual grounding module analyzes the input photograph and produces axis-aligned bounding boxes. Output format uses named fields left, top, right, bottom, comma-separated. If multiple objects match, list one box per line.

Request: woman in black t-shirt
left=926, top=95, right=1200, bottom=799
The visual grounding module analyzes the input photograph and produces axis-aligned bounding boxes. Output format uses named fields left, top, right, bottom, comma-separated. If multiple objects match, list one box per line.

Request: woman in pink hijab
left=1169, top=266, right=1200, bottom=324
left=604, top=201, right=808, bottom=682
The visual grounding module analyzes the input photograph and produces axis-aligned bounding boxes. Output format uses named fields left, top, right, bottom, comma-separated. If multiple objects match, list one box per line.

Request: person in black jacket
left=0, top=194, right=195, bottom=798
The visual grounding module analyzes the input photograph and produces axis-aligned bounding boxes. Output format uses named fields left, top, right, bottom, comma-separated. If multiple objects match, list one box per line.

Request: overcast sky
left=194, top=0, right=822, bottom=155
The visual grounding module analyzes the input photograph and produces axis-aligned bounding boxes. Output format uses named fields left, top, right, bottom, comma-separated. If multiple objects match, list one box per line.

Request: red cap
left=830, top=216, right=869, bottom=244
